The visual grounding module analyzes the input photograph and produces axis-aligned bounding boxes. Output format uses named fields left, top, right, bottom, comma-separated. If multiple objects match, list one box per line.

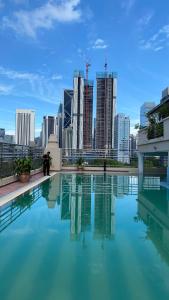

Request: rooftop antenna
left=86, top=62, right=91, bottom=81
left=104, top=58, right=108, bottom=72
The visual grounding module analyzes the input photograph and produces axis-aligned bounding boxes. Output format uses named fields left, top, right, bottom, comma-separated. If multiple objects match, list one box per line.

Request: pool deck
left=0, top=172, right=56, bottom=207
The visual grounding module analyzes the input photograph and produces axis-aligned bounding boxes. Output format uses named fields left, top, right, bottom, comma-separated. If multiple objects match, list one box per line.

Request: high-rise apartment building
left=64, top=89, right=73, bottom=129
left=129, top=134, right=137, bottom=158
left=42, top=116, right=58, bottom=147
left=161, top=87, right=169, bottom=103
left=83, top=80, right=93, bottom=149
left=4, top=135, right=15, bottom=144
left=93, top=118, right=96, bottom=149
left=16, top=109, right=35, bottom=146
left=114, top=113, right=130, bottom=163
left=0, top=128, right=5, bottom=142
left=58, top=103, right=63, bottom=148
left=140, top=102, right=155, bottom=127
left=72, top=71, right=84, bottom=150
left=96, top=72, right=117, bottom=150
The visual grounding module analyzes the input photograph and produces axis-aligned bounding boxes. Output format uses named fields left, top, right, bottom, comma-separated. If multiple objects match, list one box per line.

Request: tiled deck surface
left=0, top=173, right=44, bottom=197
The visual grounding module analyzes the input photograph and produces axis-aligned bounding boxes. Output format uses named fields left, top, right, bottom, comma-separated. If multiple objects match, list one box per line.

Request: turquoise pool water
left=0, top=173, right=169, bottom=300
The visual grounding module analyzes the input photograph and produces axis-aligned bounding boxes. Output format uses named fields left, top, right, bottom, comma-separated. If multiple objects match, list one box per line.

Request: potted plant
left=76, top=157, right=84, bottom=171
left=15, top=157, right=32, bottom=183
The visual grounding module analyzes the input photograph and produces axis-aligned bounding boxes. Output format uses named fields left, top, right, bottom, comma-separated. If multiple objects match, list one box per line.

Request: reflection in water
left=2, top=174, right=169, bottom=300
left=0, top=186, right=42, bottom=233
left=42, top=175, right=61, bottom=209
left=94, top=174, right=115, bottom=240
left=0, top=174, right=139, bottom=241
left=137, top=175, right=169, bottom=263
left=0, top=174, right=138, bottom=238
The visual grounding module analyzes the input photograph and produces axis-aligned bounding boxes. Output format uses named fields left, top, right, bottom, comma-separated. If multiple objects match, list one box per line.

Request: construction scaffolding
left=96, top=72, right=117, bottom=151
left=83, top=79, right=93, bottom=149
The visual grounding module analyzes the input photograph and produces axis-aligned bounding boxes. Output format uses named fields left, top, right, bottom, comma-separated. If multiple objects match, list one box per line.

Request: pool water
left=0, top=173, right=169, bottom=300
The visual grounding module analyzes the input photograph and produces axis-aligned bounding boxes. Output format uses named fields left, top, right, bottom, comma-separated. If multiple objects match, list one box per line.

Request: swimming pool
left=0, top=173, right=169, bottom=300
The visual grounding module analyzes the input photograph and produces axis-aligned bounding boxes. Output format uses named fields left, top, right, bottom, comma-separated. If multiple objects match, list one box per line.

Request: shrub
left=15, top=157, right=32, bottom=175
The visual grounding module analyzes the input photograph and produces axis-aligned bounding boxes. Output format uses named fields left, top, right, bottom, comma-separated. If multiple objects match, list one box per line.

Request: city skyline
left=1, top=0, right=169, bottom=136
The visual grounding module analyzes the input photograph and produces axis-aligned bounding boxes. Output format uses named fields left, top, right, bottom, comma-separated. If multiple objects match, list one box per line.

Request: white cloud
left=0, top=0, right=4, bottom=10
left=12, top=0, right=28, bottom=4
left=0, top=83, right=13, bottom=95
left=138, top=12, right=153, bottom=28
left=0, top=66, right=62, bottom=104
left=92, top=38, right=108, bottom=49
left=65, top=58, right=73, bottom=64
left=121, top=0, right=135, bottom=14
left=140, top=24, right=169, bottom=51
left=51, top=74, right=63, bottom=80
left=130, top=118, right=139, bottom=135
left=2, top=0, right=81, bottom=38
left=0, top=66, right=41, bottom=81
left=5, top=129, right=15, bottom=135
left=35, top=128, right=41, bottom=134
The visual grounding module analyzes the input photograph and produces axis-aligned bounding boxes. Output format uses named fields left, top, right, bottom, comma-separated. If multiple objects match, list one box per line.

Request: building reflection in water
left=93, top=174, right=115, bottom=240
left=0, top=174, right=138, bottom=242
left=137, top=176, right=169, bottom=263
left=60, top=174, right=116, bottom=242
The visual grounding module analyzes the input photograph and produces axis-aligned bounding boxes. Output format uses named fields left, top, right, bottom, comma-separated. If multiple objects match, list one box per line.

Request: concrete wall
left=138, top=116, right=169, bottom=153
left=45, top=134, right=62, bottom=171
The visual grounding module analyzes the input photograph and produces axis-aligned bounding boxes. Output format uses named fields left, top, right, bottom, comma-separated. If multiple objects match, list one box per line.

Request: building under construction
left=96, top=72, right=117, bottom=150
left=72, top=71, right=84, bottom=150
left=83, top=79, right=93, bottom=149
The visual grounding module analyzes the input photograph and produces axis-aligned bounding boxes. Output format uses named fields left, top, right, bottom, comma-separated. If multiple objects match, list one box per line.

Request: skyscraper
left=129, top=134, right=137, bottom=158
left=114, top=113, right=130, bottom=163
left=93, top=118, right=96, bottom=149
left=140, top=102, right=155, bottom=127
left=96, top=72, right=117, bottom=150
left=57, top=103, right=63, bottom=148
left=83, top=80, right=93, bottom=149
left=42, top=116, right=58, bottom=147
left=72, top=71, right=84, bottom=150
left=64, top=89, right=73, bottom=129
left=16, top=109, right=35, bottom=146
left=0, top=128, right=5, bottom=142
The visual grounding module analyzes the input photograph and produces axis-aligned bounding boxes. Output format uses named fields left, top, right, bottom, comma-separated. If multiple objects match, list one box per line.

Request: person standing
left=46, top=152, right=51, bottom=176
left=43, top=154, right=48, bottom=176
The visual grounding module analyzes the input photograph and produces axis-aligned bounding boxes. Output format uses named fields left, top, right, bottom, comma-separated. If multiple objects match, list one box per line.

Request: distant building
left=129, top=134, right=137, bottom=157
left=161, top=87, right=169, bottom=103
left=140, top=102, right=156, bottom=127
left=35, top=136, right=41, bottom=147
left=114, top=113, right=130, bottom=163
left=4, top=135, right=15, bottom=144
left=96, top=72, right=117, bottom=150
left=64, top=89, right=73, bottom=129
left=72, top=71, right=84, bottom=150
left=0, top=128, right=5, bottom=142
left=93, top=118, right=96, bottom=149
left=57, top=103, right=63, bottom=148
left=42, top=116, right=58, bottom=148
left=83, top=80, right=93, bottom=149
left=16, top=109, right=35, bottom=146
left=63, top=126, right=73, bottom=156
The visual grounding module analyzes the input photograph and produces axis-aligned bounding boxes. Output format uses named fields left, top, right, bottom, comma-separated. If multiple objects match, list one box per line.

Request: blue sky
left=0, top=0, right=169, bottom=136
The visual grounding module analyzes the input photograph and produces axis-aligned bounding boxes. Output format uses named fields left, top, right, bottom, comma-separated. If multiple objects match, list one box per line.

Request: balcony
left=138, top=116, right=169, bottom=153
